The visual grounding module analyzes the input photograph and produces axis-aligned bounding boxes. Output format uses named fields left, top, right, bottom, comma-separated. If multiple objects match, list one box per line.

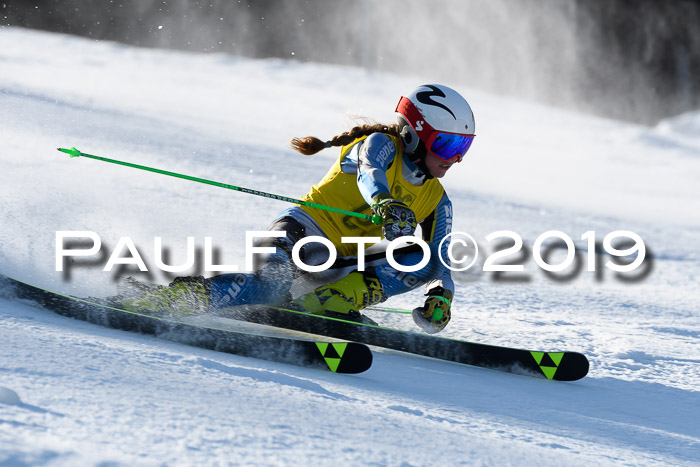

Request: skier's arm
left=413, top=194, right=455, bottom=334
left=356, top=132, right=395, bottom=202
left=419, top=193, right=455, bottom=295
left=357, top=133, right=416, bottom=240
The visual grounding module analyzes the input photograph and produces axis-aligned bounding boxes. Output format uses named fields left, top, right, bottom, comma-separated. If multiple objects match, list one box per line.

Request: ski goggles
left=425, top=131, right=475, bottom=161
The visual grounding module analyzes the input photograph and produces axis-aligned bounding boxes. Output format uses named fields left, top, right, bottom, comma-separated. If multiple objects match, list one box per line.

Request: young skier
left=123, top=84, right=476, bottom=333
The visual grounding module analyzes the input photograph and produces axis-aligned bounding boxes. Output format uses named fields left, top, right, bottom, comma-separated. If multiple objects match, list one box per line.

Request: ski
left=0, top=275, right=372, bottom=374
left=221, top=305, right=589, bottom=381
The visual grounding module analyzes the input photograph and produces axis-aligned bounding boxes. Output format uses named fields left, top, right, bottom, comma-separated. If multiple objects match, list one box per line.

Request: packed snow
left=1, top=27, right=699, bottom=465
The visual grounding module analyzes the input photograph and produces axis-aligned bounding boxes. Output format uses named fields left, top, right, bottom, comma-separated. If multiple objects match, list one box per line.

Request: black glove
left=412, top=287, right=452, bottom=334
left=371, top=192, right=417, bottom=241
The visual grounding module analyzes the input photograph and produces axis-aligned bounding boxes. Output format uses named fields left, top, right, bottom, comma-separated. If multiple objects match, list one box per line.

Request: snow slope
left=1, top=27, right=699, bottom=465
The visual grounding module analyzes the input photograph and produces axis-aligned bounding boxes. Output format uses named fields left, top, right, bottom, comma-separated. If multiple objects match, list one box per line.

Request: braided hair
left=290, top=123, right=400, bottom=156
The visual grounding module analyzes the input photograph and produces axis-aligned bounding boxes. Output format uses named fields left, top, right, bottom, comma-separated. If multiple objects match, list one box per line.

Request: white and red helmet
left=396, top=84, right=475, bottom=161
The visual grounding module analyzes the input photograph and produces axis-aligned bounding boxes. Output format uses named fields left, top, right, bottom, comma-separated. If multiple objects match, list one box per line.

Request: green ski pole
left=58, top=147, right=382, bottom=225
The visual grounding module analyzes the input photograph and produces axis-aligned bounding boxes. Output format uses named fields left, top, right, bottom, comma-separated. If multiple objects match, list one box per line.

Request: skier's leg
left=208, top=214, right=309, bottom=309
left=291, top=268, right=386, bottom=315
left=292, top=243, right=449, bottom=315
left=372, top=242, right=450, bottom=297
left=208, top=246, right=294, bottom=309
left=122, top=215, right=307, bottom=316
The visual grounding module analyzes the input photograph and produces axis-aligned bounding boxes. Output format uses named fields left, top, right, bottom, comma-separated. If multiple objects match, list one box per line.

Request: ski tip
left=550, top=352, right=590, bottom=381
left=330, top=342, right=373, bottom=374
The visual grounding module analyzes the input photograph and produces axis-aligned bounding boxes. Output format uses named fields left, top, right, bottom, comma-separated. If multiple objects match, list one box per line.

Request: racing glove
left=371, top=192, right=417, bottom=241
left=412, top=287, right=452, bottom=334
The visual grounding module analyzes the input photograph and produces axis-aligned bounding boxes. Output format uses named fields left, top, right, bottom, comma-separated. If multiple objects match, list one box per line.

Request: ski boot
left=290, top=271, right=385, bottom=324
left=121, top=276, right=211, bottom=317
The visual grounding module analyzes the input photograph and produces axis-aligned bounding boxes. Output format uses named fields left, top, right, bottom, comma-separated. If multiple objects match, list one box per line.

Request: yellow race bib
left=300, top=135, right=444, bottom=256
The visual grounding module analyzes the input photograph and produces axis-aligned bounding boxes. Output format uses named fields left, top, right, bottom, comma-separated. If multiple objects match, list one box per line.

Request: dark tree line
left=2, top=0, right=698, bottom=124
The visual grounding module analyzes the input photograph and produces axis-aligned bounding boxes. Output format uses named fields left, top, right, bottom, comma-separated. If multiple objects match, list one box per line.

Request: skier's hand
left=412, top=287, right=452, bottom=334
left=371, top=192, right=417, bottom=241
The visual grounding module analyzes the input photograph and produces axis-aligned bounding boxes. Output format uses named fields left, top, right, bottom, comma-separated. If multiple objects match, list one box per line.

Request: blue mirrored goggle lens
left=429, top=133, right=474, bottom=160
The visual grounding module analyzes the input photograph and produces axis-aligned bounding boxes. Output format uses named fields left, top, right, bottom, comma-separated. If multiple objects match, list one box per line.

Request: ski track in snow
left=1, top=28, right=699, bottom=465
